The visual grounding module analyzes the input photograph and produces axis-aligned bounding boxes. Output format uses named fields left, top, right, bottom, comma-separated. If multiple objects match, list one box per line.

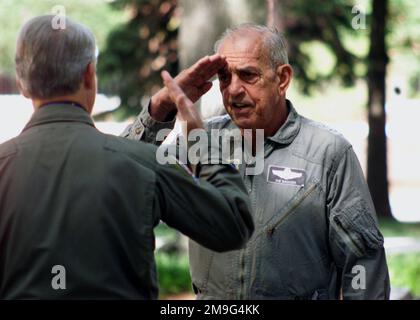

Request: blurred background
left=0, top=0, right=419, bottom=299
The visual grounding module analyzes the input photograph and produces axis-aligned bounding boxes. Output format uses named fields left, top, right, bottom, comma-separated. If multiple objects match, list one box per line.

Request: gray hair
left=15, top=15, right=96, bottom=99
left=214, top=23, right=289, bottom=69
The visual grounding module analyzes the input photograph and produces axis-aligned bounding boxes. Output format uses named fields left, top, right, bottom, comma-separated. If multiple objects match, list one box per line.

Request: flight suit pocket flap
left=333, top=200, right=383, bottom=257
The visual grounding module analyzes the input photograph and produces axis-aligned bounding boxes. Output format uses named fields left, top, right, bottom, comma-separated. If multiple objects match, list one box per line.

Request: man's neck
left=32, top=95, right=90, bottom=113
left=265, top=99, right=289, bottom=138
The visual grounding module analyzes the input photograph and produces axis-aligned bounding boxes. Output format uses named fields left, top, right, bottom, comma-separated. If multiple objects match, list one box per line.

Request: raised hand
left=161, top=70, right=203, bottom=135
left=151, top=54, right=226, bottom=121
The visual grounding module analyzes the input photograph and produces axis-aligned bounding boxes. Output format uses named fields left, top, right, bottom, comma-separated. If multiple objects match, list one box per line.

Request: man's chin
left=232, top=118, right=255, bottom=131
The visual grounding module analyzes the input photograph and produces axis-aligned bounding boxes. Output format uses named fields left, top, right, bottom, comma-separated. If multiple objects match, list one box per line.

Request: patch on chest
left=267, top=165, right=306, bottom=186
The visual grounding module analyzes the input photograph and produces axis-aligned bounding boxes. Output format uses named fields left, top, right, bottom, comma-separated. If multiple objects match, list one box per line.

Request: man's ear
left=16, top=78, right=30, bottom=98
left=83, top=62, right=96, bottom=90
left=276, top=64, right=293, bottom=96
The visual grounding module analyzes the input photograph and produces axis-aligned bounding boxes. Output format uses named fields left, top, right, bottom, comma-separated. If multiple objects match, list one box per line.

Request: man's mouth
left=231, top=102, right=252, bottom=109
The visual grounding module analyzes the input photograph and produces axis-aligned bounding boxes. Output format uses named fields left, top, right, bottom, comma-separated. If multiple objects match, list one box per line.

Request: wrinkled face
left=217, top=32, right=283, bottom=134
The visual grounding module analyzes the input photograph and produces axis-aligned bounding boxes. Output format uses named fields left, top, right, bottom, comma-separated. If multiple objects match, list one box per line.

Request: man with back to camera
left=0, top=15, right=255, bottom=299
left=123, top=24, right=390, bottom=299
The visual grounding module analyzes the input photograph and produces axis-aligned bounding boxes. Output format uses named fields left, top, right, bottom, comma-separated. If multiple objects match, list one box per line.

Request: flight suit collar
left=267, top=99, right=301, bottom=146
left=22, top=102, right=95, bottom=132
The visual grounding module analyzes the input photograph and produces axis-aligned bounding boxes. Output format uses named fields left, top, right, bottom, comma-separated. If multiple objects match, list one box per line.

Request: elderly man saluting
left=0, top=16, right=255, bottom=299
left=125, top=24, right=390, bottom=300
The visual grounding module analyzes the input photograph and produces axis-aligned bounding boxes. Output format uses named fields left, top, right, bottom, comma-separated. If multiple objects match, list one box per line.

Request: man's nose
left=227, top=74, right=244, bottom=97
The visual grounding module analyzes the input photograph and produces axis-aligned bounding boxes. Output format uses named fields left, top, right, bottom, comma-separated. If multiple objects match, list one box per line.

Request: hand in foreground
left=151, top=54, right=226, bottom=121
left=161, top=70, right=203, bottom=135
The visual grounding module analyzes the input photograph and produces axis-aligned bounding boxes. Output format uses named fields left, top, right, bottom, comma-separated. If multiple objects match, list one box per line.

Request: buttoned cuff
left=121, top=100, right=176, bottom=141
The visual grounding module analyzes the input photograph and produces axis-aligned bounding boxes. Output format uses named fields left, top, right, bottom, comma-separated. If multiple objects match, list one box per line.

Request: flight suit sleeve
left=120, top=101, right=176, bottom=144
left=153, top=156, right=254, bottom=253
left=327, top=146, right=390, bottom=300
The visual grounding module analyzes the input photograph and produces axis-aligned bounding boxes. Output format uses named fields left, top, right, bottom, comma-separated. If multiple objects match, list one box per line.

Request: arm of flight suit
left=327, top=146, right=390, bottom=300
left=153, top=151, right=254, bottom=252
left=120, top=102, right=176, bottom=144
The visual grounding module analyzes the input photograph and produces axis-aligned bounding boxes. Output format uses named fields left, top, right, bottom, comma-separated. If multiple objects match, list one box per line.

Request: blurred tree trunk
left=367, top=0, right=393, bottom=219
left=266, top=0, right=283, bottom=31
left=179, top=0, right=265, bottom=68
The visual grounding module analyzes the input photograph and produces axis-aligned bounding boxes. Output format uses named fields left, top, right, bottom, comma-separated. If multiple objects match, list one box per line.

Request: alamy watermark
left=351, top=4, right=366, bottom=30
left=155, top=124, right=265, bottom=176
left=51, top=265, right=66, bottom=290
left=51, top=5, right=66, bottom=30
left=351, top=265, right=366, bottom=290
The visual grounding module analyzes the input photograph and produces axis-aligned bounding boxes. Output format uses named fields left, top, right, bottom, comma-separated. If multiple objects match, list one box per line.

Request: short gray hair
left=15, top=15, right=96, bottom=99
left=214, top=23, right=289, bottom=69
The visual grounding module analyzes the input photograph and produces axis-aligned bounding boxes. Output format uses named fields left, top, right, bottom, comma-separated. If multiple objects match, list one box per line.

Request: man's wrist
left=150, top=89, right=177, bottom=122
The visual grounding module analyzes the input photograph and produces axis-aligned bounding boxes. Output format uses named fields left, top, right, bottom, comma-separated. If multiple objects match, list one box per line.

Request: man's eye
left=218, top=71, right=230, bottom=82
left=239, top=71, right=259, bottom=83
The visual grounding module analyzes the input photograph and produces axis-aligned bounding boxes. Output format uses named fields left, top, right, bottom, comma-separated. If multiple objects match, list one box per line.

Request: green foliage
left=155, top=222, right=176, bottom=238
left=155, top=223, right=191, bottom=296
left=156, top=252, right=192, bottom=296
left=278, top=0, right=360, bottom=94
left=379, top=218, right=420, bottom=238
left=379, top=218, right=420, bottom=297
left=388, top=253, right=420, bottom=296
left=97, top=0, right=179, bottom=120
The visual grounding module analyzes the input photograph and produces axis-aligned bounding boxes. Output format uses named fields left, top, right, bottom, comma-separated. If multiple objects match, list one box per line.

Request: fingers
left=187, top=54, right=227, bottom=82
left=207, top=54, right=227, bottom=74
left=151, top=55, right=223, bottom=120
left=161, top=71, right=193, bottom=114
left=197, top=81, right=213, bottom=96
left=161, top=70, right=203, bottom=131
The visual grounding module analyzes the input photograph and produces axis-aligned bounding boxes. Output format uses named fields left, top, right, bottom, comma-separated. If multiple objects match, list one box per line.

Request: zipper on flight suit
left=238, top=163, right=253, bottom=300
left=238, top=249, right=246, bottom=299
left=267, top=183, right=318, bottom=236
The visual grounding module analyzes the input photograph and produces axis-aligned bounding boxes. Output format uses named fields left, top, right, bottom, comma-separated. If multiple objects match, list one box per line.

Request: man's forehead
left=217, top=32, right=268, bottom=66
left=219, top=50, right=268, bottom=71
left=219, top=34, right=262, bottom=53
left=220, top=50, right=262, bottom=61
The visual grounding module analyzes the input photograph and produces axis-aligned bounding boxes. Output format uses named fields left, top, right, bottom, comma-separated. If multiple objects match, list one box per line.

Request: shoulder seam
left=0, top=139, right=18, bottom=159
left=327, top=144, right=353, bottom=183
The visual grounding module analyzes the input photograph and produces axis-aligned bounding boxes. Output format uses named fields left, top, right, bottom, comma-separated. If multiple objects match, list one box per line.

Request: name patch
left=267, top=166, right=306, bottom=186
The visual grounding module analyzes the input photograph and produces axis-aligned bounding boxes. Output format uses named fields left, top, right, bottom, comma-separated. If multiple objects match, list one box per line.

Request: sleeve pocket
left=332, top=199, right=384, bottom=258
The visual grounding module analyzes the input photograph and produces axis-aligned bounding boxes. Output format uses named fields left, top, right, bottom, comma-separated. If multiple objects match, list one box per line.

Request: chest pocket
left=265, top=177, right=320, bottom=235
left=253, top=173, right=320, bottom=228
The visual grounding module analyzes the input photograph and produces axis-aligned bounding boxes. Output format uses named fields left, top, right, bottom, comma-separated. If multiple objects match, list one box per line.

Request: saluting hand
left=151, top=54, right=227, bottom=121
left=161, top=70, right=203, bottom=135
